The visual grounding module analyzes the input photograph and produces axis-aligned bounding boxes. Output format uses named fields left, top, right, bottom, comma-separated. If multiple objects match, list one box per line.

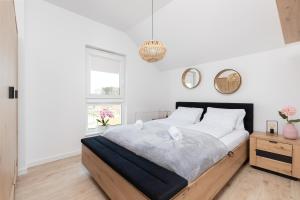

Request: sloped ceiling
left=127, top=0, right=286, bottom=70
left=45, top=0, right=286, bottom=70
left=44, top=0, right=174, bottom=30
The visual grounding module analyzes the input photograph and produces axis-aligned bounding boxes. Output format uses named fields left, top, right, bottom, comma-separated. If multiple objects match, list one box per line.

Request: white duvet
left=103, top=121, right=228, bottom=182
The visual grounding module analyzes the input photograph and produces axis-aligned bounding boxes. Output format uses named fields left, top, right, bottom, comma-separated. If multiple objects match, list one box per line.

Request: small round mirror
left=182, top=68, right=201, bottom=89
left=214, top=69, right=241, bottom=94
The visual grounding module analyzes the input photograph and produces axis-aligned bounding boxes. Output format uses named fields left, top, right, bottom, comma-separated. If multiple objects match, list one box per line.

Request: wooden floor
left=16, top=156, right=300, bottom=200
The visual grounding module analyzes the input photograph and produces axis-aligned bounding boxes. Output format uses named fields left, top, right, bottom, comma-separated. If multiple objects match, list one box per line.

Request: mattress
left=220, top=130, right=249, bottom=151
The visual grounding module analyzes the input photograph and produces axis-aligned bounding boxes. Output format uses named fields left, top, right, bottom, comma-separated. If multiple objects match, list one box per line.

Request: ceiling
left=45, top=0, right=286, bottom=70
left=45, top=0, right=174, bottom=30
left=127, top=0, right=285, bottom=70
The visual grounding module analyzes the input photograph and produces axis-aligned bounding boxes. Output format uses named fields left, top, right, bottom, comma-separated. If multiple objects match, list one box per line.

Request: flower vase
left=97, top=125, right=109, bottom=134
left=283, top=124, right=299, bottom=140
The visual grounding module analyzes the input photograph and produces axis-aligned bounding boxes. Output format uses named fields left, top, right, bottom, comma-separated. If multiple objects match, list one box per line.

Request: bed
left=81, top=102, right=254, bottom=200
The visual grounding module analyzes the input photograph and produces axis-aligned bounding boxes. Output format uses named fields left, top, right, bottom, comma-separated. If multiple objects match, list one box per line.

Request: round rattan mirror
left=214, top=69, right=241, bottom=94
left=182, top=68, right=201, bottom=89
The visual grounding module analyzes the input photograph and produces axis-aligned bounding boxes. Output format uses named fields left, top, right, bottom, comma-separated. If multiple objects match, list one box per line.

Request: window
left=90, top=71, right=120, bottom=96
left=87, top=104, right=122, bottom=129
left=86, top=47, right=125, bottom=132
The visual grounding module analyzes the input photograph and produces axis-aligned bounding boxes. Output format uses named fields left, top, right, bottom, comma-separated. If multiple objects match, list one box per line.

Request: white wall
left=161, top=44, right=300, bottom=133
left=18, top=0, right=300, bottom=174
left=21, top=0, right=164, bottom=170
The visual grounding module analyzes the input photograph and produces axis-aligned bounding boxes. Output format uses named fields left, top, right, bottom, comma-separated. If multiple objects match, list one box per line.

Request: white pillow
left=236, top=113, right=246, bottom=130
left=197, top=110, right=238, bottom=138
left=168, top=107, right=204, bottom=124
left=206, top=107, right=246, bottom=130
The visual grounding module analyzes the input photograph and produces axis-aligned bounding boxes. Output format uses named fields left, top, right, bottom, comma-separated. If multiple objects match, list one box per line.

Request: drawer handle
left=269, top=141, right=278, bottom=144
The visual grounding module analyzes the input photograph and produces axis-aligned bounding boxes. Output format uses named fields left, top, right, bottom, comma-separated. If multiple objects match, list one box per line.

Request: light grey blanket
left=103, top=121, right=228, bottom=182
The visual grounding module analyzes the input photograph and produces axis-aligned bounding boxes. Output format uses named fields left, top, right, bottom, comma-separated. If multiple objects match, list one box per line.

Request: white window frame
left=85, top=46, right=126, bottom=133
left=86, top=47, right=125, bottom=99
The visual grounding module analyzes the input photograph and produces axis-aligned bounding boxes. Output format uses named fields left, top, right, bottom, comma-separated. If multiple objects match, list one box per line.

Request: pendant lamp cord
left=152, top=0, right=154, bottom=40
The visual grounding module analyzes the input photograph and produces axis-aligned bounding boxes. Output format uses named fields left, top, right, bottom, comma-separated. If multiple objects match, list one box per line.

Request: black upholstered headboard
left=176, top=102, right=254, bottom=134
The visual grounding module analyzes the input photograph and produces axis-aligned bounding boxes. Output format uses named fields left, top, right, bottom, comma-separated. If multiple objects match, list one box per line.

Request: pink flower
left=281, top=106, right=297, bottom=117
left=107, top=112, right=114, bottom=118
left=100, top=113, right=105, bottom=119
left=99, top=109, right=114, bottom=119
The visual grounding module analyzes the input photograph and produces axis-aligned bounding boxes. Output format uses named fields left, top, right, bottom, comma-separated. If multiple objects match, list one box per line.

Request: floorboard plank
left=16, top=156, right=300, bottom=200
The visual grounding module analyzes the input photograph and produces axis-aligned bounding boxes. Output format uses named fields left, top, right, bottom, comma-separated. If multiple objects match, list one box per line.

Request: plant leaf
left=279, top=111, right=288, bottom=119
left=96, top=119, right=101, bottom=123
left=289, top=119, right=300, bottom=123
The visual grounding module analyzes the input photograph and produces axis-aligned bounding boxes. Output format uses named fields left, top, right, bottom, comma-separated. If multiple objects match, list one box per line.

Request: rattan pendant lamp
left=139, top=0, right=166, bottom=62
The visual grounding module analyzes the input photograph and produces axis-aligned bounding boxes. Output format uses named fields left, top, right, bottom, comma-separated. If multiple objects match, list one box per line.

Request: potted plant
left=279, top=106, right=300, bottom=139
left=97, top=109, right=114, bottom=132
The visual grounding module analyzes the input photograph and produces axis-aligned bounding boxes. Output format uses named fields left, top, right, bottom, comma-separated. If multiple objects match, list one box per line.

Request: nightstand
left=250, top=132, right=300, bottom=179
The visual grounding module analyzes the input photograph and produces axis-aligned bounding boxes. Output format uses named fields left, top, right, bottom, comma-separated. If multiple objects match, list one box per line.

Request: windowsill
left=85, top=130, right=103, bottom=138
left=85, top=124, right=121, bottom=138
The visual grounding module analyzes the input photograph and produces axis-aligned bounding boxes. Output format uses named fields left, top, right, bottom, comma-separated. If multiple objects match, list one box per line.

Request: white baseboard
left=21, top=150, right=81, bottom=173
left=18, top=167, right=28, bottom=176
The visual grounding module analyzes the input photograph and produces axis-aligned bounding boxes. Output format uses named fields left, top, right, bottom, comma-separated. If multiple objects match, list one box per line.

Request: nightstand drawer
left=256, top=156, right=292, bottom=176
left=257, top=139, right=292, bottom=156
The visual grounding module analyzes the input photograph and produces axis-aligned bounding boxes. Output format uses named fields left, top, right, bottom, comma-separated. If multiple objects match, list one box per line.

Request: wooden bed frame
left=82, top=102, right=253, bottom=200
left=82, top=140, right=248, bottom=200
